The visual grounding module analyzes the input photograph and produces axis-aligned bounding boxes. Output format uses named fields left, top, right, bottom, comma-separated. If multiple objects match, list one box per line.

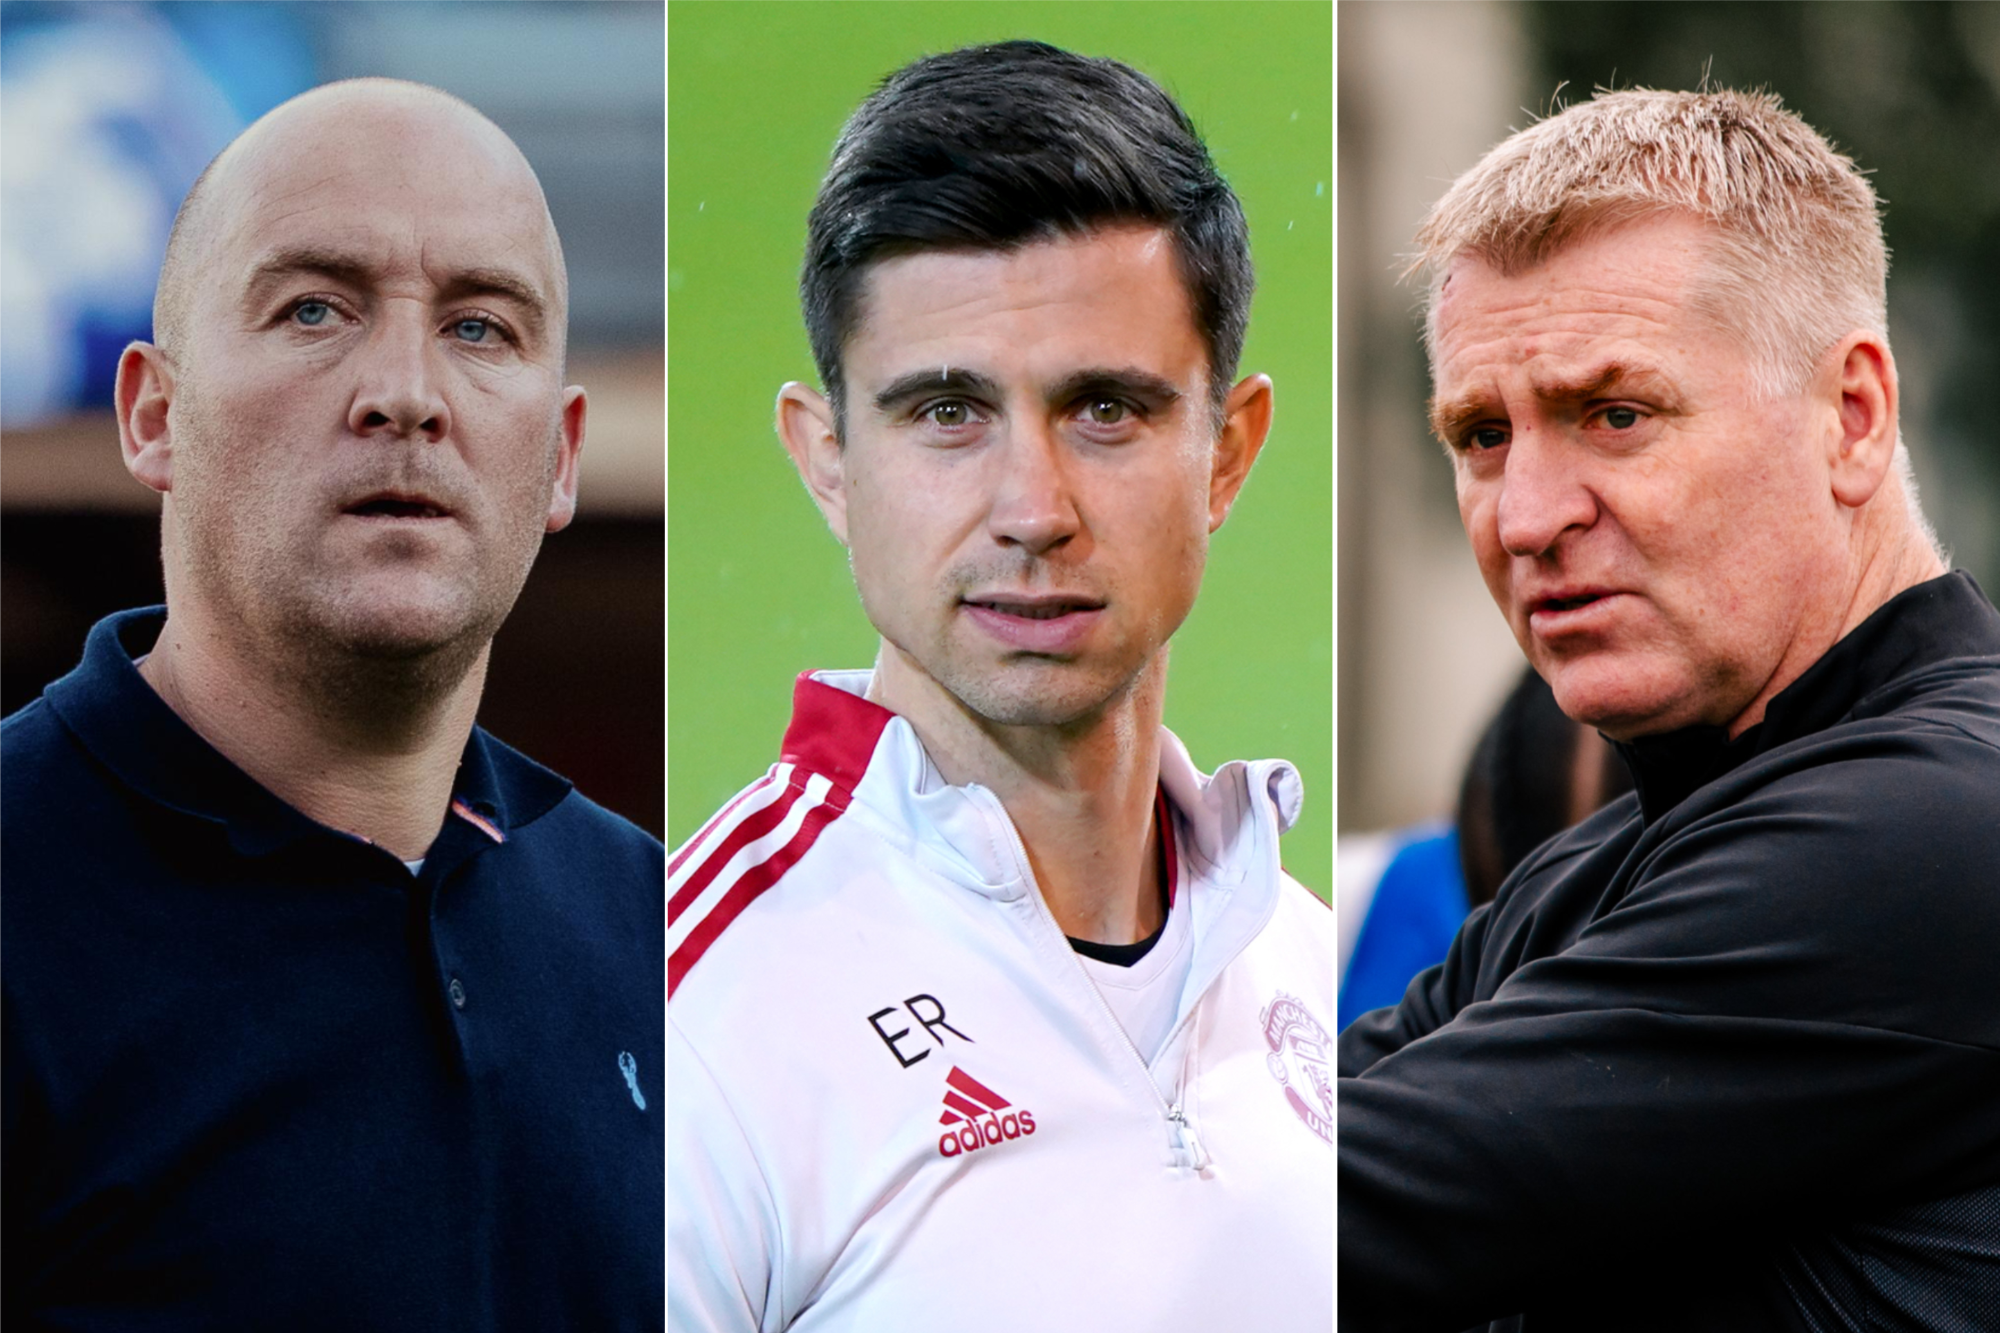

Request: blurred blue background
left=1, top=3, right=310, bottom=423
left=1, top=0, right=666, bottom=834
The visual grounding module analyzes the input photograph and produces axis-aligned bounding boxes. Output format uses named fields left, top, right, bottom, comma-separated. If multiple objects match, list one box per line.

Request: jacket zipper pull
left=1167, top=1104, right=1210, bottom=1171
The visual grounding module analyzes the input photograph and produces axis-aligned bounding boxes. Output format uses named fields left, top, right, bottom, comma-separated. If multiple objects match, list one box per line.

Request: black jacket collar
left=1613, top=571, right=2000, bottom=823
left=43, top=607, right=572, bottom=859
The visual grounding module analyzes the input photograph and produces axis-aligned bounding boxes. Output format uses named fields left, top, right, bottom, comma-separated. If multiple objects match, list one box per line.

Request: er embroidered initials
left=867, top=992, right=974, bottom=1068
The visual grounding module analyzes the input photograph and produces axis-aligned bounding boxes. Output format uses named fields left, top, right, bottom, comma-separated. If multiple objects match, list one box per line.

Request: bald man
left=1, top=81, right=662, bottom=1329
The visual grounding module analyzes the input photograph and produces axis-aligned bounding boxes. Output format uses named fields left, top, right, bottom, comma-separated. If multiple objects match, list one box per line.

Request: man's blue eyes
left=289, top=304, right=498, bottom=343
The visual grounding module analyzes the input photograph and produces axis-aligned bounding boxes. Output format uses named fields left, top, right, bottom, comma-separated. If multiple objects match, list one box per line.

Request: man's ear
left=1823, top=332, right=1898, bottom=510
left=776, top=381, right=849, bottom=545
left=545, top=385, right=587, bottom=533
left=1208, top=373, right=1274, bottom=532
left=117, top=342, right=176, bottom=494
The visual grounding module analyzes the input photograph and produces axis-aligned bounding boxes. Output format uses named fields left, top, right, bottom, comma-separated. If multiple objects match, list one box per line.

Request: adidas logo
left=936, top=1066, right=1037, bottom=1158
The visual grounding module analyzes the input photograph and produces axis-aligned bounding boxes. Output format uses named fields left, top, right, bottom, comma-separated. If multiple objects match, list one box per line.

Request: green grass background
left=668, top=1, right=1332, bottom=895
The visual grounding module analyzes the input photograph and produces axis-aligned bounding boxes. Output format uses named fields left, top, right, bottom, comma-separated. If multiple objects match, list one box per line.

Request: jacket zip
left=975, top=786, right=1228, bottom=1171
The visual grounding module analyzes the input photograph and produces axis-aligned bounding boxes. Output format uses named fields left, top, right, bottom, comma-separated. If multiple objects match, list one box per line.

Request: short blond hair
left=1414, top=88, right=1886, bottom=399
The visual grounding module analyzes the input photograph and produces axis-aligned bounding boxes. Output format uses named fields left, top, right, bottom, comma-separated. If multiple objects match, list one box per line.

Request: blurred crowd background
left=1338, top=0, right=1999, bottom=1009
left=0, top=0, right=665, bottom=835
left=669, top=1, right=1334, bottom=893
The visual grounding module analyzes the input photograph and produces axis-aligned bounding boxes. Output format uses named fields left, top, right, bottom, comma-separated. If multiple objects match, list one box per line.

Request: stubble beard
left=870, top=548, right=1188, bottom=735
left=925, top=636, right=1164, bottom=733
left=879, top=593, right=1170, bottom=737
left=168, top=402, right=551, bottom=728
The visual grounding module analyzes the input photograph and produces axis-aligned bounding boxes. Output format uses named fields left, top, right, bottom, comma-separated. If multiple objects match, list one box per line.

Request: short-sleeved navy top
left=2, top=608, right=663, bottom=1331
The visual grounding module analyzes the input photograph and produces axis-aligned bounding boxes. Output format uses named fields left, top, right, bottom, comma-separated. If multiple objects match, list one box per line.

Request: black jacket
left=1339, top=572, right=2000, bottom=1332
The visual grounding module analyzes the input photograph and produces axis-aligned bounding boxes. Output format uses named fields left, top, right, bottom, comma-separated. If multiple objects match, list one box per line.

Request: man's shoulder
left=1671, top=578, right=2000, bottom=840
left=1730, top=714, right=2000, bottom=934
left=525, top=785, right=666, bottom=872
left=1, top=693, right=125, bottom=834
left=2, top=698, right=98, bottom=906
left=517, top=777, right=665, bottom=856
left=668, top=760, right=905, bottom=1002
left=1269, top=869, right=1335, bottom=936
left=1856, top=646, right=2000, bottom=748
left=475, top=726, right=664, bottom=874
left=1827, top=572, right=2000, bottom=757
left=1476, top=696, right=2000, bottom=1046
left=1, top=693, right=69, bottom=765
left=1534, top=710, right=2000, bottom=923
left=668, top=674, right=921, bottom=1000
left=1223, top=869, right=1337, bottom=1020
left=1731, top=673, right=2000, bottom=848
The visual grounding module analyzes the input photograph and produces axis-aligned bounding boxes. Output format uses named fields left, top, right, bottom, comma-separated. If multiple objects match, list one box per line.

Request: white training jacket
left=668, top=671, right=1334, bottom=1333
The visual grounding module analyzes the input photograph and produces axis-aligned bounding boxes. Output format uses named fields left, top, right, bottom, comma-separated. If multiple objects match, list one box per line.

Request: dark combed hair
left=802, top=40, right=1254, bottom=424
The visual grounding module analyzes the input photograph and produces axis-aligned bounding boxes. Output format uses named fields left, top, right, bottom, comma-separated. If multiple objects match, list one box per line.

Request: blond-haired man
left=1339, top=90, right=2000, bottom=1332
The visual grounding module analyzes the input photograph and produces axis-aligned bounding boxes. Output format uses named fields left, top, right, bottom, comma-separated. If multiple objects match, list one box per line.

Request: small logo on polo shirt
left=618, top=1051, right=647, bottom=1111
left=1262, top=993, right=1332, bottom=1145
left=936, top=1066, right=1035, bottom=1158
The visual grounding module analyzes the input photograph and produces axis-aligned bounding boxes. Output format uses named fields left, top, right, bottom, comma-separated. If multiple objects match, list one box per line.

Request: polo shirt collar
left=43, top=607, right=572, bottom=858
left=451, top=715, right=574, bottom=843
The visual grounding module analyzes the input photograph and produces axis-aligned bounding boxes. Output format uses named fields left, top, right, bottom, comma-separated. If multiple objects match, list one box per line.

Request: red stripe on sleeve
left=668, top=778, right=806, bottom=924
left=669, top=772, right=776, bottom=878
left=668, top=785, right=851, bottom=999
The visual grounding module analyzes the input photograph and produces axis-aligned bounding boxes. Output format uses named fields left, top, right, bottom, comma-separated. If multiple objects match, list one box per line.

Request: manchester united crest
left=1261, top=992, right=1332, bottom=1144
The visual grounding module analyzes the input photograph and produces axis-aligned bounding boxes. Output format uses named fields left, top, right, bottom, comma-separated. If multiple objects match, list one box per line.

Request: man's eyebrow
left=1428, top=363, right=1667, bottom=441
left=241, top=247, right=550, bottom=341
left=1428, top=390, right=1494, bottom=444
left=871, top=365, right=1185, bottom=415
left=1530, top=362, right=1668, bottom=403
left=871, top=367, right=1004, bottom=413
left=242, top=246, right=376, bottom=297
left=436, top=266, right=551, bottom=340
left=1046, top=367, right=1183, bottom=409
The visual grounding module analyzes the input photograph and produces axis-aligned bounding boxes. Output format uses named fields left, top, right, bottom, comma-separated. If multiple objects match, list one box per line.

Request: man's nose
left=987, top=421, right=1081, bottom=555
left=347, top=310, right=449, bottom=443
left=1494, top=428, right=1598, bottom=558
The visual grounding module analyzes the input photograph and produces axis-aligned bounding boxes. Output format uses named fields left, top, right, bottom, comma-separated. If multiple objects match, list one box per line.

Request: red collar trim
left=782, top=674, right=1182, bottom=906
left=780, top=673, right=897, bottom=796
left=450, top=798, right=507, bottom=845
left=1155, top=784, right=1179, bottom=909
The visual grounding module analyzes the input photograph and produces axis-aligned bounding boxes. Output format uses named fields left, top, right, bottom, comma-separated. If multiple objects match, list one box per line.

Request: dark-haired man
left=2, top=80, right=661, bottom=1328
left=668, top=42, right=1333, bottom=1333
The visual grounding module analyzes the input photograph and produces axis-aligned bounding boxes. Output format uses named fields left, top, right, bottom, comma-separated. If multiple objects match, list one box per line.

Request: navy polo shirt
left=2, top=609, right=663, bottom=1331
